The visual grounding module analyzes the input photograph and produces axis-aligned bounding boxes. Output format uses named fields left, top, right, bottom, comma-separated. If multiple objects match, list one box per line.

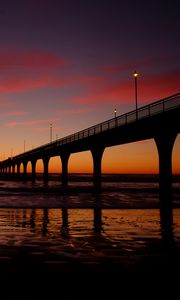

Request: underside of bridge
left=0, top=93, right=180, bottom=242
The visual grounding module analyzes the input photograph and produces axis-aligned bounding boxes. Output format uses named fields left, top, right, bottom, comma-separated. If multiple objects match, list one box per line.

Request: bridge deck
left=1, top=92, right=180, bottom=163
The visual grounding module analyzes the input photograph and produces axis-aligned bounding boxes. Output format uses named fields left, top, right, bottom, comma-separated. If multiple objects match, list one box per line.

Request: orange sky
left=23, top=135, right=180, bottom=175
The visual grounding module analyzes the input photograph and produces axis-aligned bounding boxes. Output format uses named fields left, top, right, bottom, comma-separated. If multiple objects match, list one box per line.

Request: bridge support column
left=31, top=160, right=36, bottom=181
left=154, top=132, right=177, bottom=243
left=17, top=163, right=20, bottom=177
left=23, top=161, right=28, bottom=179
left=12, top=164, right=15, bottom=175
left=7, top=165, right=10, bottom=174
left=43, top=157, right=50, bottom=182
left=91, top=147, right=105, bottom=192
left=61, top=153, right=70, bottom=186
left=17, top=163, right=20, bottom=174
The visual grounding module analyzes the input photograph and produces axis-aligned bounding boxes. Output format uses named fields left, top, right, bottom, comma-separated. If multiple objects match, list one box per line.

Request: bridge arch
left=172, top=133, right=180, bottom=174
left=102, top=139, right=158, bottom=174
left=20, top=162, right=24, bottom=174
left=27, top=161, right=32, bottom=174
left=14, top=164, right=18, bottom=173
left=68, top=151, right=93, bottom=174
left=36, top=159, right=44, bottom=176
left=9, top=165, right=13, bottom=174
left=49, top=156, right=62, bottom=174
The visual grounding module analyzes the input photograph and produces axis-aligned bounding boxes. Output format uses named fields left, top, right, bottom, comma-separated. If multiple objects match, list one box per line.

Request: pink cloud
left=68, top=71, right=180, bottom=106
left=0, top=98, right=15, bottom=108
left=68, top=80, right=132, bottom=104
left=0, top=74, right=68, bottom=93
left=0, top=50, right=179, bottom=107
left=0, top=50, right=68, bottom=69
left=7, top=110, right=27, bottom=116
left=31, top=125, right=63, bottom=133
left=139, top=71, right=180, bottom=101
left=5, top=117, right=61, bottom=128
left=54, top=107, right=93, bottom=115
left=0, top=72, right=104, bottom=94
left=101, top=55, right=179, bottom=73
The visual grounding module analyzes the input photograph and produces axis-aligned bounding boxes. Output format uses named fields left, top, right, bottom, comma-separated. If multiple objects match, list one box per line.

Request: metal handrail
left=4, top=92, right=180, bottom=162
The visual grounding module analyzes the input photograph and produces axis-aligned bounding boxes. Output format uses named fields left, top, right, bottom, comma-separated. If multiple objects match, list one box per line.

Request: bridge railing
left=8, top=92, right=180, bottom=161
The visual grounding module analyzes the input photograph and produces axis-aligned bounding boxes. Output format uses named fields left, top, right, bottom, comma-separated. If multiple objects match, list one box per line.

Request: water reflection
left=0, top=207, right=179, bottom=242
left=42, top=208, right=49, bottom=237
left=61, top=207, right=69, bottom=237
left=30, top=208, right=35, bottom=230
left=22, top=209, right=27, bottom=228
left=93, top=207, right=102, bottom=234
left=160, top=211, right=174, bottom=248
left=0, top=207, right=179, bottom=258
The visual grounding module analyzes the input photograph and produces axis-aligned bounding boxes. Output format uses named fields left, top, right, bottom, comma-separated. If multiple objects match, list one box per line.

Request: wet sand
left=0, top=260, right=179, bottom=298
left=0, top=176, right=180, bottom=299
left=0, top=234, right=179, bottom=299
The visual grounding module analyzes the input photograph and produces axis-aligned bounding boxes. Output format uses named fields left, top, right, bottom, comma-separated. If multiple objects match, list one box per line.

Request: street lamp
left=114, top=108, right=117, bottom=126
left=114, top=108, right=117, bottom=118
left=133, top=70, right=139, bottom=119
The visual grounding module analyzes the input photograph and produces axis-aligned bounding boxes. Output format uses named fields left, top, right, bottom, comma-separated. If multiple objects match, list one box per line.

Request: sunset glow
left=0, top=1, right=179, bottom=175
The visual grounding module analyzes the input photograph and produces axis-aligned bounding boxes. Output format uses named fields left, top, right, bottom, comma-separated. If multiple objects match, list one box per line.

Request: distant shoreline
left=0, top=172, right=180, bottom=182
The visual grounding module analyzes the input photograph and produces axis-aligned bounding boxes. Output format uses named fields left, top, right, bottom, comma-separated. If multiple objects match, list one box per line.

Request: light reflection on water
left=0, top=208, right=161, bottom=241
left=0, top=208, right=179, bottom=264
left=0, top=174, right=179, bottom=270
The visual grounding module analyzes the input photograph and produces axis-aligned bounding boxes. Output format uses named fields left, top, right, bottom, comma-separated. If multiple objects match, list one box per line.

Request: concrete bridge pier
left=155, top=132, right=177, bottom=243
left=43, top=157, right=50, bottom=182
left=23, top=161, right=28, bottom=179
left=91, top=146, right=105, bottom=191
left=17, top=163, right=20, bottom=176
left=31, top=160, right=36, bottom=181
left=61, top=153, right=70, bottom=186
left=12, top=164, right=15, bottom=175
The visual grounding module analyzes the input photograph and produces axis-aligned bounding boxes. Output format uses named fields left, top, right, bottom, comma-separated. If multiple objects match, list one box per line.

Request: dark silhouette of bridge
left=1, top=92, right=179, bottom=187
left=0, top=92, right=180, bottom=240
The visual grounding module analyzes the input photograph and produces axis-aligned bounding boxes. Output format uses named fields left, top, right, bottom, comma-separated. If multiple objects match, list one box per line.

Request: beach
left=0, top=174, right=179, bottom=297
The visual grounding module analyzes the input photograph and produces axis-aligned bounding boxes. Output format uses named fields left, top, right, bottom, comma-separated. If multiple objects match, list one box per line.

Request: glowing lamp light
left=133, top=71, right=139, bottom=78
left=133, top=71, right=139, bottom=119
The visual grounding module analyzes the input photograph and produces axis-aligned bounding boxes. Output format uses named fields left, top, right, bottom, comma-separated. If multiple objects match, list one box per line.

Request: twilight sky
left=0, top=0, right=179, bottom=173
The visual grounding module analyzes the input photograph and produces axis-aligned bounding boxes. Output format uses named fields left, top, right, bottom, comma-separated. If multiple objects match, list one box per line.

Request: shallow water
left=0, top=174, right=179, bottom=277
left=0, top=174, right=179, bottom=208
left=0, top=207, right=179, bottom=266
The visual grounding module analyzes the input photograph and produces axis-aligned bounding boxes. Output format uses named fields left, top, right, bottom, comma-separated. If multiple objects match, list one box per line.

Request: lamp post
left=133, top=71, right=139, bottom=119
left=114, top=108, right=117, bottom=118
left=50, top=123, right=52, bottom=143
left=114, top=108, right=117, bottom=126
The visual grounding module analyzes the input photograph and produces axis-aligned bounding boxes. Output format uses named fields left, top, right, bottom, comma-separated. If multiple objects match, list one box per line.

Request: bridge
left=1, top=91, right=180, bottom=242
left=1, top=92, right=180, bottom=234
left=0, top=91, right=179, bottom=185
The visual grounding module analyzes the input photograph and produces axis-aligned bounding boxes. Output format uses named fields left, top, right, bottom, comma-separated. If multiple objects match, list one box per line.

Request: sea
left=0, top=173, right=179, bottom=297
